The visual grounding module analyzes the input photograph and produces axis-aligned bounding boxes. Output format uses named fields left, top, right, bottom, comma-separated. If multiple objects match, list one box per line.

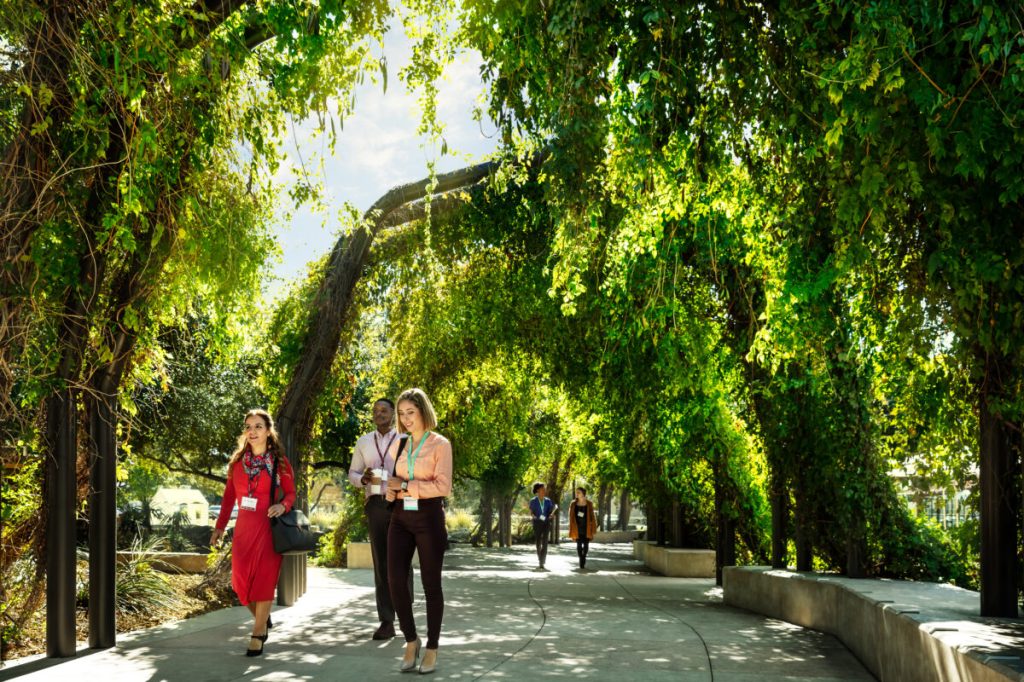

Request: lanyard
left=407, top=431, right=430, bottom=482
left=374, top=431, right=396, bottom=468
left=537, top=497, right=546, bottom=515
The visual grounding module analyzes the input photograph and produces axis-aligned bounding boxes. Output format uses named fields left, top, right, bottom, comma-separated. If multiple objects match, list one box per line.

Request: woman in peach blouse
left=385, top=388, right=452, bottom=675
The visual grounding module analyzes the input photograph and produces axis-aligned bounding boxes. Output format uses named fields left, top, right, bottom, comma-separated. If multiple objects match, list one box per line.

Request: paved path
left=0, top=544, right=874, bottom=681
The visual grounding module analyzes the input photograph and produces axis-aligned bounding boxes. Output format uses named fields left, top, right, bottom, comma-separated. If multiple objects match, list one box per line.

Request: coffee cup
left=370, top=468, right=384, bottom=495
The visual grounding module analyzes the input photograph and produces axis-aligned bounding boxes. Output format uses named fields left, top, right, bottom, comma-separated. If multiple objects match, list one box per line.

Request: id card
left=240, top=496, right=258, bottom=511
left=403, top=497, right=420, bottom=511
left=539, top=514, right=546, bottom=522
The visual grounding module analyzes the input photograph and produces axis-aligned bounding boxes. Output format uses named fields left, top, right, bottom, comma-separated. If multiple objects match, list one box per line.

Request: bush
left=871, top=504, right=974, bottom=588
left=77, top=536, right=183, bottom=615
left=446, top=507, right=475, bottom=544
left=314, top=532, right=343, bottom=567
left=189, top=544, right=235, bottom=607
left=313, top=492, right=366, bottom=567
left=309, top=509, right=342, bottom=531
left=445, top=508, right=475, bottom=532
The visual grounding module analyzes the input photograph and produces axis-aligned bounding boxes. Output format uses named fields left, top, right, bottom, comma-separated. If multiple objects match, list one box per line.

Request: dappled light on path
left=0, top=544, right=872, bottom=681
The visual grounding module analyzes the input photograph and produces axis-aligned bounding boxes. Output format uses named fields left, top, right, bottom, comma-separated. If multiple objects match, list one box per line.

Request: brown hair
left=229, top=409, right=285, bottom=465
left=395, top=388, right=438, bottom=433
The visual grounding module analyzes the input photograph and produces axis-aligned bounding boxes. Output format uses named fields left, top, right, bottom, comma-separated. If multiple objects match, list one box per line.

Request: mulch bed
left=1, top=574, right=236, bottom=663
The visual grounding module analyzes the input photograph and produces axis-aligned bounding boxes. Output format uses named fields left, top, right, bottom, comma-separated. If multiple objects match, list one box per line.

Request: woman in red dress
left=210, top=409, right=296, bottom=656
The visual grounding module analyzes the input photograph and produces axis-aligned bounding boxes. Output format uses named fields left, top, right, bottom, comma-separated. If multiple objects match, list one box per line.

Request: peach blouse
left=389, top=432, right=452, bottom=499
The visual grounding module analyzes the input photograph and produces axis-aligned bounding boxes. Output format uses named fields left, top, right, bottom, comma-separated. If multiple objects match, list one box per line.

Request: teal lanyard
left=407, top=431, right=430, bottom=482
left=538, top=497, right=546, bottom=516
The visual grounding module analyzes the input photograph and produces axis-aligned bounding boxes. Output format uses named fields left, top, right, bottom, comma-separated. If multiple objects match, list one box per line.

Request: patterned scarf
left=242, top=447, right=276, bottom=486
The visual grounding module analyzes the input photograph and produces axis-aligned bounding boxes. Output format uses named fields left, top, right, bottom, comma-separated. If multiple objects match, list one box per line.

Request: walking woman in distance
left=385, top=388, right=452, bottom=675
left=210, top=409, right=296, bottom=656
left=568, top=487, right=598, bottom=570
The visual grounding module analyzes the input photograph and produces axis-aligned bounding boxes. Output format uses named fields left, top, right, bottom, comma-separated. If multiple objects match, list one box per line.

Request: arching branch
left=274, top=153, right=546, bottom=495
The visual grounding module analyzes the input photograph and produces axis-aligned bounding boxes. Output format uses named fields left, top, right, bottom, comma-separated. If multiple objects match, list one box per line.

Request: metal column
left=46, top=389, right=78, bottom=658
left=88, top=395, right=117, bottom=648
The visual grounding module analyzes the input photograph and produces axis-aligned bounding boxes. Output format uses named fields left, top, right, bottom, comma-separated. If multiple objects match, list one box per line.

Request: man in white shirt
left=348, top=398, right=411, bottom=640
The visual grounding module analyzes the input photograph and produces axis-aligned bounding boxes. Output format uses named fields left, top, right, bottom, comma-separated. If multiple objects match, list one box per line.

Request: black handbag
left=268, top=453, right=318, bottom=555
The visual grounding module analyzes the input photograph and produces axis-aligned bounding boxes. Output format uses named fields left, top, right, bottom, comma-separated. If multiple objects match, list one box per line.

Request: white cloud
left=266, top=24, right=499, bottom=298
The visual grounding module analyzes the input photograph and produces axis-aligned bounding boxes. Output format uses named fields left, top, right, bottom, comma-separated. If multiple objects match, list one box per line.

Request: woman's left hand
left=267, top=503, right=286, bottom=518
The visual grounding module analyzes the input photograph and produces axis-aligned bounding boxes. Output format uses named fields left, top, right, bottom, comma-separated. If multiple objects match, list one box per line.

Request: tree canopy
left=3, top=1, right=1024, bottom=657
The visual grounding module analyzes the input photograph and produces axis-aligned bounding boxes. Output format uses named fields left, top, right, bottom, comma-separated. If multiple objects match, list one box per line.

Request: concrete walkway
left=0, top=544, right=873, bottom=681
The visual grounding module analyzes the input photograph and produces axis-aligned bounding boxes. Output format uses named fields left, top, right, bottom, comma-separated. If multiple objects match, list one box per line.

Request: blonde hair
left=396, top=388, right=438, bottom=433
left=229, top=409, right=285, bottom=465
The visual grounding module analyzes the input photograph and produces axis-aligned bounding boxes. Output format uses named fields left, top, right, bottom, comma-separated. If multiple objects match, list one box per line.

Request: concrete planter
left=117, top=551, right=207, bottom=574
left=592, top=530, right=641, bottom=543
left=347, top=541, right=418, bottom=569
left=632, top=541, right=715, bottom=578
left=723, top=566, right=1024, bottom=682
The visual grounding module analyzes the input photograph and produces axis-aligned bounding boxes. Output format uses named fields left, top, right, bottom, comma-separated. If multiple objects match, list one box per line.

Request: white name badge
left=403, top=497, right=420, bottom=511
left=539, top=514, right=546, bottom=522
left=240, top=496, right=258, bottom=511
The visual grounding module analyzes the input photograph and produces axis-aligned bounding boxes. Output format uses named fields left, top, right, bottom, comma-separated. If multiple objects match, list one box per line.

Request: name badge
left=403, top=497, right=419, bottom=511
left=240, top=496, right=258, bottom=511
left=539, top=514, right=546, bottom=522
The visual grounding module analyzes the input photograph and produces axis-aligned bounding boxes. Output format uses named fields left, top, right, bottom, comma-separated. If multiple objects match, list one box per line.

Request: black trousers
left=576, top=538, right=590, bottom=567
left=388, top=497, right=447, bottom=649
left=533, top=520, right=550, bottom=566
left=365, top=496, right=412, bottom=623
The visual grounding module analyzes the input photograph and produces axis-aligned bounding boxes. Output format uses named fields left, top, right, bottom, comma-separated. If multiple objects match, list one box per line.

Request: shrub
left=314, top=492, right=366, bottom=567
left=309, top=509, right=342, bottom=531
left=77, top=536, right=183, bottom=615
left=445, top=508, right=475, bottom=532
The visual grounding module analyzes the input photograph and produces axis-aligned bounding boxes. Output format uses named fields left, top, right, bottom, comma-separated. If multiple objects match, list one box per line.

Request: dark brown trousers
left=388, top=497, right=447, bottom=648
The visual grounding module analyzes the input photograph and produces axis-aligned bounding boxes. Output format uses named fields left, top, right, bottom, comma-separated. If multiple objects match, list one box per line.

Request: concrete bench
left=632, top=540, right=715, bottom=578
left=347, top=541, right=418, bottom=569
left=723, top=566, right=1024, bottom=682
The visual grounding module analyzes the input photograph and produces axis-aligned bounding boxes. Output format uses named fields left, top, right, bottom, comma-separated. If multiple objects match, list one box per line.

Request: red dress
left=215, top=453, right=296, bottom=605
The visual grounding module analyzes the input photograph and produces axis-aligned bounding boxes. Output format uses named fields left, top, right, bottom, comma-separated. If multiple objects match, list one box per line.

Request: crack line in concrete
left=610, top=576, right=715, bottom=682
left=468, top=579, right=547, bottom=681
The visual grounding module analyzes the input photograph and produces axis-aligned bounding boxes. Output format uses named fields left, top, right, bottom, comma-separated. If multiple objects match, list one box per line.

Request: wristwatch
left=401, top=481, right=408, bottom=491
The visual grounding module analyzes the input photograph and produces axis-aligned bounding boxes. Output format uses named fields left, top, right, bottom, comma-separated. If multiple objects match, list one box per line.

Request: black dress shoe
left=373, top=622, right=396, bottom=640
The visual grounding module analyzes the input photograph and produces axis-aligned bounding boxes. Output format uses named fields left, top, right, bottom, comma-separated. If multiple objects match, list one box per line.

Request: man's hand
left=210, top=528, right=224, bottom=546
left=360, top=467, right=373, bottom=486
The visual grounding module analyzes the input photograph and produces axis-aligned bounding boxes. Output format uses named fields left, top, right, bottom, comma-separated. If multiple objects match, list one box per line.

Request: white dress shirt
left=349, top=428, right=398, bottom=499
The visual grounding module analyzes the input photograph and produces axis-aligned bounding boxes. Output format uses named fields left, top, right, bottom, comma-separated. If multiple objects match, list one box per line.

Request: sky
left=266, top=25, right=500, bottom=299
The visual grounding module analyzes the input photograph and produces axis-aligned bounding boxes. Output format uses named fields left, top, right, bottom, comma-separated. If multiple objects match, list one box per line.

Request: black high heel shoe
left=246, top=633, right=268, bottom=657
left=267, top=615, right=274, bottom=629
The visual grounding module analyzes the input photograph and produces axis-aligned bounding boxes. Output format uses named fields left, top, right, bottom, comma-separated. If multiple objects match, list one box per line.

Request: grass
left=309, top=509, right=342, bottom=530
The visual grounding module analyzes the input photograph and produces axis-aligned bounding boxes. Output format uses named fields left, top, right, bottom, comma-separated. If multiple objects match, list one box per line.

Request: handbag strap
left=391, top=437, right=408, bottom=478
left=269, top=450, right=281, bottom=507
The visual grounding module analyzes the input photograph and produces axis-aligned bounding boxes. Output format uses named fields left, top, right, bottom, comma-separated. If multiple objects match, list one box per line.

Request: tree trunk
left=596, top=481, right=610, bottom=531
left=501, top=492, right=516, bottom=547
left=979, top=354, right=1020, bottom=617
left=770, top=470, right=788, bottom=569
left=481, top=492, right=494, bottom=548
left=617, top=490, right=631, bottom=531
left=794, top=485, right=813, bottom=572
left=274, top=162, right=500, bottom=469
